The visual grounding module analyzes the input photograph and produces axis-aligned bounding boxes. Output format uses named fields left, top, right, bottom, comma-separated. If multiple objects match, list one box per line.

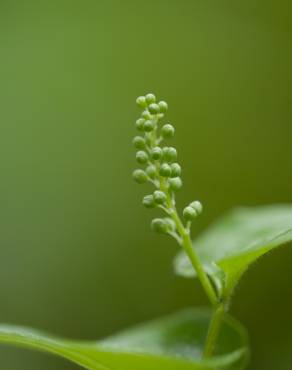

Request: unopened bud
left=133, top=136, right=146, bottom=149
left=132, top=169, right=148, bottom=184
left=142, top=195, right=156, bottom=208
left=151, top=218, right=168, bottom=233
left=145, top=93, right=156, bottom=104
left=148, top=103, right=160, bottom=114
left=158, top=101, right=168, bottom=113
left=151, top=147, right=163, bottom=160
left=183, top=206, right=197, bottom=221
left=161, top=124, right=175, bottom=138
left=159, top=163, right=172, bottom=177
left=190, top=200, right=203, bottom=214
left=136, top=96, right=147, bottom=108
left=136, top=151, right=148, bottom=164
left=144, top=120, right=155, bottom=132
left=170, top=163, right=181, bottom=177
left=153, top=190, right=167, bottom=205
left=169, top=177, right=183, bottom=191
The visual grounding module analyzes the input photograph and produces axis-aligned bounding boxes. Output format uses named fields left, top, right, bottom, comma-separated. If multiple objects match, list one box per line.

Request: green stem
left=203, top=303, right=225, bottom=358
left=174, top=214, right=218, bottom=307
left=160, top=180, right=218, bottom=307
left=155, top=152, right=223, bottom=358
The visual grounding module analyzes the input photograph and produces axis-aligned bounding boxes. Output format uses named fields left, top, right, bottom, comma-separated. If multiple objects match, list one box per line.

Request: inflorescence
left=132, top=93, right=203, bottom=244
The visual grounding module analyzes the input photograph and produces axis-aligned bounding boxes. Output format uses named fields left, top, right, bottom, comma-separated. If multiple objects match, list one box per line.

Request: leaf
left=174, top=205, right=292, bottom=299
left=0, top=308, right=249, bottom=370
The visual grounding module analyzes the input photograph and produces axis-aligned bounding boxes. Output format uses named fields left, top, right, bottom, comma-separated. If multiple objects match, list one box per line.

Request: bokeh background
left=0, top=0, right=291, bottom=369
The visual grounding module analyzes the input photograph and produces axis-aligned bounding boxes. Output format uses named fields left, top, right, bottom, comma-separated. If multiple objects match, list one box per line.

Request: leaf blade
left=0, top=309, right=249, bottom=370
left=174, top=205, right=292, bottom=298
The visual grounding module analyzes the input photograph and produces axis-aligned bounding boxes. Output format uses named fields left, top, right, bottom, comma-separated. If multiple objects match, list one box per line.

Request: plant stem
left=156, top=152, right=223, bottom=358
left=203, top=303, right=225, bottom=358
left=172, top=205, right=225, bottom=358
left=160, top=180, right=218, bottom=307
left=174, top=214, right=218, bottom=307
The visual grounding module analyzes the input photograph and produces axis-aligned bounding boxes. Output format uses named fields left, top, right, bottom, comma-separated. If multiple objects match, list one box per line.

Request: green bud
left=162, top=146, right=169, bottom=157
left=157, top=113, right=164, bottom=120
left=144, top=120, right=155, bottom=132
left=159, top=163, right=172, bottom=177
left=141, top=111, right=152, bottom=120
left=132, top=169, right=148, bottom=184
left=136, top=150, right=148, bottom=164
left=135, top=118, right=145, bottom=131
left=148, top=103, right=160, bottom=114
left=133, top=136, right=146, bottom=149
left=136, top=96, right=147, bottom=108
left=146, top=164, right=156, bottom=178
left=142, top=195, right=156, bottom=208
left=169, top=177, right=183, bottom=191
left=145, top=93, right=156, bottom=104
left=190, top=200, right=203, bottom=214
left=183, top=206, right=197, bottom=221
left=164, top=217, right=176, bottom=231
left=153, top=190, right=167, bottom=204
left=163, top=147, right=177, bottom=162
left=151, top=147, right=163, bottom=160
left=151, top=218, right=168, bottom=233
left=170, top=163, right=181, bottom=177
left=141, top=110, right=152, bottom=120
left=161, top=124, right=175, bottom=138
left=158, top=101, right=168, bottom=113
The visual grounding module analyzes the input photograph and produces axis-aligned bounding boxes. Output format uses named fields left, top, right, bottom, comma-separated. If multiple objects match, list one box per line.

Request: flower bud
left=161, top=124, right=175, bottom=138
left=164, top=217, right=176, bottom=231
left=190, top=200, right=203, bottom=214
left=169, top=177, right=183, bottom=191
left=144, top=120, right=155, bottom=132
left=157, top=113, right=164, bottom=120
left=136, top=151, right=148, bottom=164
left=183, top=206, right=197, bottom=221
left=141, top=110, right=152, bottom=120
left=151, top=147, right=163, bottom=160
left=170, top=163, right=181, bottom=177
left=148, top=103, right=160, bottom=114
left=142, top=194, right=156, bottom=208
left=136, top=96, right=147, bottom=108
left=158, top=101, right=168, bottom=113
left=145, top=93, right=156, bottom=104
left=163, top=147, right=177, bottom=162
left=132, top=169, right=148, bottom=184
left=146, top=165, right=156, bottom=178
left=151, top=218, right=168, bottom=233
left=153, top=190, right=166, bottom=205
left=135, top=118, right=145, bottom=131
left=133, top=136, right=146, bottom=149
left=159, top=163, right=172, bottom=177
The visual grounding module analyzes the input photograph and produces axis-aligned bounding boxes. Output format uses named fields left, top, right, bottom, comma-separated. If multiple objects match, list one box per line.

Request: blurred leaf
left=174, top=205, right=292, bottom=299
left=0, top=309, right=248, bottom=370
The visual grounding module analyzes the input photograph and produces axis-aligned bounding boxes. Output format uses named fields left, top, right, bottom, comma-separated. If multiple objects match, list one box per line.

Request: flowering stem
left=160, top=181, right=218, bottom=307
left=133, top=93, right=224, bottom=360
left=161, top=180, right=223, bottom=357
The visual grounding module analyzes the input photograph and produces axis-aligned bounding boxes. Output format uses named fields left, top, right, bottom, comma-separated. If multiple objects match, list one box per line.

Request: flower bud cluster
left=183, top=201, right=203, bottom=221
left=132, top=93, right=202, bottom=239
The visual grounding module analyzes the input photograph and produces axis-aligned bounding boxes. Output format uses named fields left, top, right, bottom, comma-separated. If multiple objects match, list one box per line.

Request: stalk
left=203, top=303, right=225, bottom=358
left=132, top=92, right=225, bottom=360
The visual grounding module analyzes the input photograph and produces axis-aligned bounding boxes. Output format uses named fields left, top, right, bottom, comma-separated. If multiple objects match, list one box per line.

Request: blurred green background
left=0, top=0, right=291, bottom=369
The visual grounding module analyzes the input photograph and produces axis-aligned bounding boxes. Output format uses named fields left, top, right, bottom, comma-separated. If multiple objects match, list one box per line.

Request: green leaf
left=174, top=205, right=292, bottom=299
left=0, top=308, right=249, bottom=370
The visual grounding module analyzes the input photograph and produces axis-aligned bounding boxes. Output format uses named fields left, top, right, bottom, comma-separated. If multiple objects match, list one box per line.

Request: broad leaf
left=0, top=308, right=249, bottom=370
left=174, top=205, right=292, bottom=299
